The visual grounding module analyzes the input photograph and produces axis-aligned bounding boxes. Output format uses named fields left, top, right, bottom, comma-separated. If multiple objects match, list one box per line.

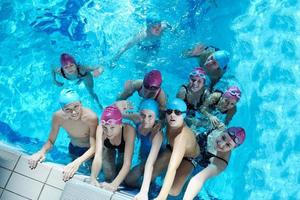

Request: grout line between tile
left=3, top=154, right=21, bottom=189
left=3, top=189, right=31, bottom=200
left=37, top=165, right=55, bottom=200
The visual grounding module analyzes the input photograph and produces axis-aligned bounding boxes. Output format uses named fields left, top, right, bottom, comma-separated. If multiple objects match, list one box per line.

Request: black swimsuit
left=182, top=85, right=210, bottom=117
left=61, top=65, right=88, bottom=81
left=210, top=92, right=229, bottom=115
left=195, top=130, right=228, bottom=168
left=104, top=127, right=126, bottom=153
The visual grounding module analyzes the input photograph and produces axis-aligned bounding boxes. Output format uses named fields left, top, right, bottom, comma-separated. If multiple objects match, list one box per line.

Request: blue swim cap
left=146, top=13, right=161, bottom=27
left=166, top=98, right=187, bottom=118
left=59, top=89, right=80, bottom=108
left=213, top=50, right=230, bottom=71
left=139, top=99, right=159, bottom=119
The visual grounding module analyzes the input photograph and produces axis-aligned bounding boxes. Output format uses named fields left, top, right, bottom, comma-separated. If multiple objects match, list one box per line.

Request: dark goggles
left=165, top=109, right=186, bottom=116
left=144, top=83, right=160, bottom=91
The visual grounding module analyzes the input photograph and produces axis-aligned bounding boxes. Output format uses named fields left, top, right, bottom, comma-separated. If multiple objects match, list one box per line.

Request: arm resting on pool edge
left=62, top=116, right=98, bottom=181
left=28, top=112, right=61, bottom=169
left=108, top=125, right=136, bottom=191
left=90, top=125, right=104, bottom=187
left=136, top=131, right=163, bottom=198
left=154, top=134, right=186, bottom=200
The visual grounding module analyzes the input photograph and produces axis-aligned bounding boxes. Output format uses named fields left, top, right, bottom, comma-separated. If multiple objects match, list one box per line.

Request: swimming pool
left=0, top=0, right=299, bottom=199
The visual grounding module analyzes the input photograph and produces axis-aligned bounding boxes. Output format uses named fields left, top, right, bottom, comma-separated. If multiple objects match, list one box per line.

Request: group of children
left=28, top=17, right=246, bottom=200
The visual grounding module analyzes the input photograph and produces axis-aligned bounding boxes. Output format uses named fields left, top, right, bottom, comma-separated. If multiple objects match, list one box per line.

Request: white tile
left=6, top=173, right=43, bottom=200
left=73, top=174, right=90, bottom=182
left=45, top=167, right=66, bottom=190
left=1, top=190, right=29, bottom=200
left=0, top=148, right=21, bottom=170
left=60, top=179, right=113, bottom=200
left=0, top=167, right=11, bottom=188
left=38, top=185, right=62, bottom=200
left=15, top=156, right=51, bottom=182
left=112, top=192, right=134, bottom=200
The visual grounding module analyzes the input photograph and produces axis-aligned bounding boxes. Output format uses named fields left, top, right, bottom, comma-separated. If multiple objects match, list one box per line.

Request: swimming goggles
left=101, top=118, right=122, bottom=125
left=228, top=130, right=240, bottom=145
left=228, top=90, right=241, bottom=99
left=144, top=83, right=160, bottom=91
left=165, top=109, right=186, bottom=116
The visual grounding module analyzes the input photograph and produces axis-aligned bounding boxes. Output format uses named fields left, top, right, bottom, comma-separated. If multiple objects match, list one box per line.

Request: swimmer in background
left=182, top=44, right=230, bottom=90
left=111, top=16, right=175, bottom=69
left=183, top=127, right=246, bottom=200
left=117, top=69, right=167, bottom=112
left=176, top=67, right=210, bottom=128
left=28, top=89, right=98, bottom=182
left=90, top=105, right=136, bottom=192
left=52, top=53, right=104, bottom=109
left=115, top=99, right=163, bottom=200
left=152, top=98, right=200, bottom=200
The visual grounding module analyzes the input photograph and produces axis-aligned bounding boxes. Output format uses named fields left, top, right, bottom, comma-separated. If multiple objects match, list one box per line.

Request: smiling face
left=189, top=75, right=204, bottom=92
left=62, top=101, right=82, bottom=120
left=102, top=124, right=122, bottom=140
left=214, top=131, right=236, bottom=152
left=218, top=96, right=237, bottom=111
left=140, top=109, right=156, bottom=129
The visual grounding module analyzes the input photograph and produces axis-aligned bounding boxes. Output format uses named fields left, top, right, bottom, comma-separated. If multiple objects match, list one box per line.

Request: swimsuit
left=104, top=127, right=126, bottom=153
left=195, top=130, right=228, bottom=168
left=181, top=85, right=210, bottom=117
left=61, top=65, right=88, bottom=84
left=68, top=143, right=89, bottom=158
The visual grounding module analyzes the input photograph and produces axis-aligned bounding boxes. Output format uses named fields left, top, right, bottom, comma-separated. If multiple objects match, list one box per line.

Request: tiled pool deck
left=0, top=142, right=134, bottom=200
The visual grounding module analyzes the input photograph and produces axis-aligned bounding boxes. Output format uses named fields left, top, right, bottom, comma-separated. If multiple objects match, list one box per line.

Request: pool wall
left=0, top=142, right=133, bottom=200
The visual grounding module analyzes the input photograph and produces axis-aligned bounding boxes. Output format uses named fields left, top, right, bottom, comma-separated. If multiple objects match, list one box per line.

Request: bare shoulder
left=53, top=110, right=64, bottom=121
left=132, top=80, right=143, bottom=90
left=81, top=107, right=98, bottom=125
left=124, top=123, right=135, bottom=133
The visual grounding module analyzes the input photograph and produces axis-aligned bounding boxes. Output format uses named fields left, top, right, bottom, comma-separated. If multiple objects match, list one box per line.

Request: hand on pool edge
left=62, top=160, right=81, bottom=182
left=28, top=151, right=46, bottom=169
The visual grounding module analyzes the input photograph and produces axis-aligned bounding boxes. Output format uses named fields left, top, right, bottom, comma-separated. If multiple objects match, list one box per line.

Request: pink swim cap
left=101, top=105, right=122, bottom=125
left=227, top=127, right=246, bottom=147
left=189, top=67, right=206, bottom=81
left=143, top=70, right=162, bottom=88
left=61, top=53, right=76, bottom=67
left=223, top=86, right=241, bottom=101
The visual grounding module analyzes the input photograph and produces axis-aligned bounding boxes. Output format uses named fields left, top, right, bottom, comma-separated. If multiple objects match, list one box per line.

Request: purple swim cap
left=60, top=53, right=76, bottom=67
left=227, top=127, right=246, bottom=147
left=223, top=86, right=241, bottom=101
left=143, top=70, right=162, bottom=88
left=189, top=67, right=206, bottom=81
left=101, top=105, right=122, bottom=125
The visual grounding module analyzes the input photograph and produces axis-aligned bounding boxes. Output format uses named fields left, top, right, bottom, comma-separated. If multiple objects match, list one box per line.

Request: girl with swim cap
left=176, top=67, right=210, bottom=128
left=52, top=53, right=104, bottom=109
left=117, top=69, right=167, bottom=112
left=183, top=127, right=246, bottom=200
left=199, top=86, right=242, bottom=129
left=117, top=99, right=163, bottom=200
left=152, top=98, right=200, bottom=200
left=90, top=105, right=136, bottom=191
left=182, top=44, right=230, bottom=90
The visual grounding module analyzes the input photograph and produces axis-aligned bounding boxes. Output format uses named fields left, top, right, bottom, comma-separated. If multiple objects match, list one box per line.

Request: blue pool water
left=0, top=0, right=299, bottom=199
